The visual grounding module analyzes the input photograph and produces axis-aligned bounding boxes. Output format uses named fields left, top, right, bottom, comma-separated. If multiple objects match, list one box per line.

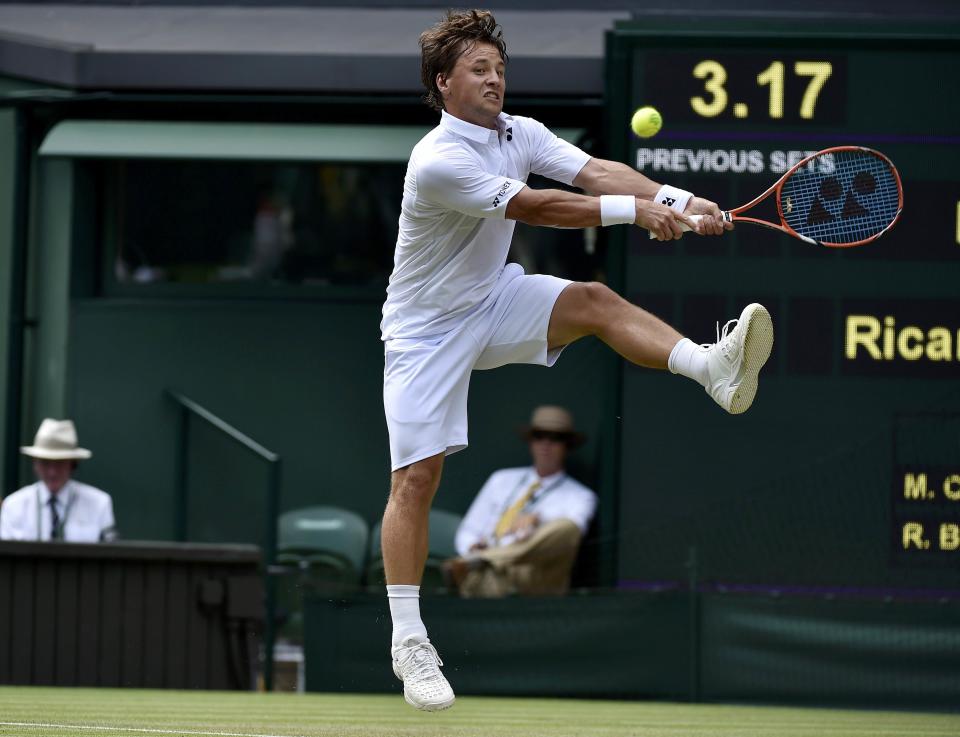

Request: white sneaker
left=703, top=303, right=774, bottom=414
left=391, top=637, right=456, bottom=711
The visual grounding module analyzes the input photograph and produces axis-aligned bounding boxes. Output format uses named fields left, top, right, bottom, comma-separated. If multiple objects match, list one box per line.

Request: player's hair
left=419, top=9, right=508, bottom=112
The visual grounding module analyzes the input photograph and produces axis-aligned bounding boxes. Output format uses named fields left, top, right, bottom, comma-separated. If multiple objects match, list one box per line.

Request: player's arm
left=505, top=186, right=693, bottom=241
left=519, top=118, right=719, bottom=238
left=573, top=157, right=660, bottom=199
left=572, top=158, right=731, bottom=236
left=418, top=148, right=689, bottom=240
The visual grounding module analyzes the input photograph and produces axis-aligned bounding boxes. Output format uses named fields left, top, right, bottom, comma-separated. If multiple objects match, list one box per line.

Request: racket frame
left=724, top=145, right=904, bottom=248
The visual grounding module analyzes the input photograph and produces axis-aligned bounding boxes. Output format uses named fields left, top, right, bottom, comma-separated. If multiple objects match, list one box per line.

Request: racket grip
left=647, top=212, right=731, bottom=239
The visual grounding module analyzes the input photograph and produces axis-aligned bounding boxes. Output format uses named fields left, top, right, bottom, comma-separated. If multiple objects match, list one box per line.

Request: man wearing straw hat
left=444, top=405, right=597, bottom=598
left=0, top=419, right=116, bottom=542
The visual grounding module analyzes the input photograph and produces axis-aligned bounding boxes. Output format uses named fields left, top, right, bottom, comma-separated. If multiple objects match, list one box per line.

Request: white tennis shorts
left=383, top=263, right=571, bottom=471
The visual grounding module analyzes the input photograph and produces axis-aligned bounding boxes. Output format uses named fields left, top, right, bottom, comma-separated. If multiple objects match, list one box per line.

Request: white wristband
left=654, top=185, right=693, bottom=214
left=600, top=195, right=636, bottom=226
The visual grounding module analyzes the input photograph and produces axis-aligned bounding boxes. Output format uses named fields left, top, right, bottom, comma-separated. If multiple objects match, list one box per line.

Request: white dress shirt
left=0, top=480, right=116, bottom=542
left=455, top=466, right=597, bottom=556
left=381, top=110, right=591, bottom=344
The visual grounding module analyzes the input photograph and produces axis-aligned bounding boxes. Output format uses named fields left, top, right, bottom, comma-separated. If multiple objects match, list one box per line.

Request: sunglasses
left=530, top=430, right=570, bottom=443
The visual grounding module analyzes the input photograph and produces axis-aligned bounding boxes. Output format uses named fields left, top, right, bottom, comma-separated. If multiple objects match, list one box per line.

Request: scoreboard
left=606, top=22, right=960, bottom=591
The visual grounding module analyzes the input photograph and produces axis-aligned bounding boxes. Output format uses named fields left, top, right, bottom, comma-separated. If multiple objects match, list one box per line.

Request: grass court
left=1, top=687, right=958, bottom=737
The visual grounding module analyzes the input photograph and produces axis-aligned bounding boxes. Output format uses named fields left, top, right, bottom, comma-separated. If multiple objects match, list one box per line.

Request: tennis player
left=381, top=9, right=773, bottom=711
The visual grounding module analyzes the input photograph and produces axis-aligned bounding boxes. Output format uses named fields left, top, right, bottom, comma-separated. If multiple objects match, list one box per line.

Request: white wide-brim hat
left=20, top=418, right=92, bottom=460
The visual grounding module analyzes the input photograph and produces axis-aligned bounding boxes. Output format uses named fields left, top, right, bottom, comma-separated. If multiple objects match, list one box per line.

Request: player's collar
left=495, top=113, right=514, bottom=138
left=440, top=110, right=510, bottom=144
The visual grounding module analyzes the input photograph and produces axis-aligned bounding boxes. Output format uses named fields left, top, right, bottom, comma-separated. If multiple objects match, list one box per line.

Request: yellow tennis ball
left=631, top=106, right=662, bottom=138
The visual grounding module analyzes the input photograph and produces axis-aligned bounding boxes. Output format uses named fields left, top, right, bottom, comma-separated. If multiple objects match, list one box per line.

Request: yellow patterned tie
left=494, top=479, right=541, bottom=539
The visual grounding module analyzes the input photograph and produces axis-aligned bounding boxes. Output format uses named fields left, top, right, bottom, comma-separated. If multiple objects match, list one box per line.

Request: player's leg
left=381, top=459, right=457, bottom=712
left=381, top=452, right=455, bottom=711
left=382, top=338, right=477, bottom=711
left=548, top=282, right=773, bottom=414
left=548, top=283, right=681, bottom=368
left=382, top=453, right=444, bottom=637
left=383, top=454, right=445, bottom=585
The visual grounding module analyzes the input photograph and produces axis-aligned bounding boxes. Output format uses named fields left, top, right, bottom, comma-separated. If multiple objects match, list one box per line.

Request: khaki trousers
left=458, top=519, right=583, bottom=598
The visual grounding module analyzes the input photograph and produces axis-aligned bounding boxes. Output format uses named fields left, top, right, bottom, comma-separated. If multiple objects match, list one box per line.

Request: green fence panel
left=700, top=593, right=960, bottom=710
left=304, top=591, right=690, bottom=699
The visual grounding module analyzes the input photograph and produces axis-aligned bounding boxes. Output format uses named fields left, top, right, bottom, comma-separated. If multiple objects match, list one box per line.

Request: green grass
left=0, top=688, right=957, bottom=737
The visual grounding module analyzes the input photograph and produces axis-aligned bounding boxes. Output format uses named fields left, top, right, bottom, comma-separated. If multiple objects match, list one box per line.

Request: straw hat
left=519, top=405, right=586, bottom=448
left=20, top=419, right=92, bottom=460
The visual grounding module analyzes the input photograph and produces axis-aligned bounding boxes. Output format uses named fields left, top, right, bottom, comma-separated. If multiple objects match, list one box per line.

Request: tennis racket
left=653, top=146, right=903, bottom=247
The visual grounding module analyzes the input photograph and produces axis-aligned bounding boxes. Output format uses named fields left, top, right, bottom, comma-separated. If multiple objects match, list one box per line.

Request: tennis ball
left=631, top=106, right=662, bottom=138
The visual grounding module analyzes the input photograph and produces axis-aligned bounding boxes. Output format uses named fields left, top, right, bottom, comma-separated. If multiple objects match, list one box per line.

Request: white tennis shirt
left=380, top=110, right=591, bottom=343
left=454, top=467, right=597, bottom=555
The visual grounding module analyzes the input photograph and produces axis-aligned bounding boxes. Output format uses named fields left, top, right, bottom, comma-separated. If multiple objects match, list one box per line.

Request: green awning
left=39, top=120, right=585, bottom=162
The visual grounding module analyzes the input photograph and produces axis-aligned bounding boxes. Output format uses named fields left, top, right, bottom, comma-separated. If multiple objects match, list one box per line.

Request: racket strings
left=780, top=150, right=900, bottom=245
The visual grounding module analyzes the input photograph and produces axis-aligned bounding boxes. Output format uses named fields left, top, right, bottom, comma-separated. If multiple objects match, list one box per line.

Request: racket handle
left=647, top=211, right=731, bottom=239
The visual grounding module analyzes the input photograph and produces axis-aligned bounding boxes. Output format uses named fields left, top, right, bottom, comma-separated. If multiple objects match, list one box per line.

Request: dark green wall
left=0, top=110, right=14, bottom=488
left=303, top=590, right=960, bottom=710
left=66, top=297, right=611, bottom=548
left=619, top=366, right=960, bottom=589
left=305, top=591, right=691, bottom=699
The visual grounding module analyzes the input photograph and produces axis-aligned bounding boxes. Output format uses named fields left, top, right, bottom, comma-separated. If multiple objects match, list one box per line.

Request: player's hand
left=635, top=200, right=688, bottom=241
left=684, top=197, right=734, bottom=236
left=469, top=540, right=489, bottom=553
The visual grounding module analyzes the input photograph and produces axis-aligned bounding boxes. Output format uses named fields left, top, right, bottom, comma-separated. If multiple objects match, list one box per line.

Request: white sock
left=668, top=338, right=710, bottom=388
left=387, top=585, right=427, bottom=649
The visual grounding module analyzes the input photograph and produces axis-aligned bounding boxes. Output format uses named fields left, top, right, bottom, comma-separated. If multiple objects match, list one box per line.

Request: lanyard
left=34, top=483, right=75, bottom=541
left=498, top=471, right=566, bottom=519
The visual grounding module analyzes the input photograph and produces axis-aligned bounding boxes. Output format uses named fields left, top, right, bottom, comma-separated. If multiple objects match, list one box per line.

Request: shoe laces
left=702, top=319, right=739, bottom=360
left=700, top=318, right=740, bottom=359
left=395, top=640, right=445, bottom=682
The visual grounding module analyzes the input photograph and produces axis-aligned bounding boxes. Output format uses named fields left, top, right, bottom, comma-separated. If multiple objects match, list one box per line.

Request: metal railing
left=166, top=389, right=280, bottom=691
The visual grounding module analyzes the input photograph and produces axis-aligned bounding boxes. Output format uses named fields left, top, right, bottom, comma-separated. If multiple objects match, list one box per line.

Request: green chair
left=277, top=505, right=369, bottom=584
left=274, top=505, right=369, bottom=641
left=366, top=508, right=462, bottom=592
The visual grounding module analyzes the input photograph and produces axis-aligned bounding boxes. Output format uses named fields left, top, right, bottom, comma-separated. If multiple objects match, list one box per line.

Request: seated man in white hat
left=444, top=405, right=597, bottom=598
left=0, top=419, right=116, bottom=542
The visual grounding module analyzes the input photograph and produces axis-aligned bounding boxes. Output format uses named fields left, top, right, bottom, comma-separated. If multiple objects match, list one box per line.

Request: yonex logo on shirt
left=492, top=180, right=512, bottom=208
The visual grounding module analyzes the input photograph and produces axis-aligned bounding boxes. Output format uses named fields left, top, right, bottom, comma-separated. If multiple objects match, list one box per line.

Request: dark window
left=98, top=155, right=605, bottom=295
left=109, top=160, right=401, bottom=288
